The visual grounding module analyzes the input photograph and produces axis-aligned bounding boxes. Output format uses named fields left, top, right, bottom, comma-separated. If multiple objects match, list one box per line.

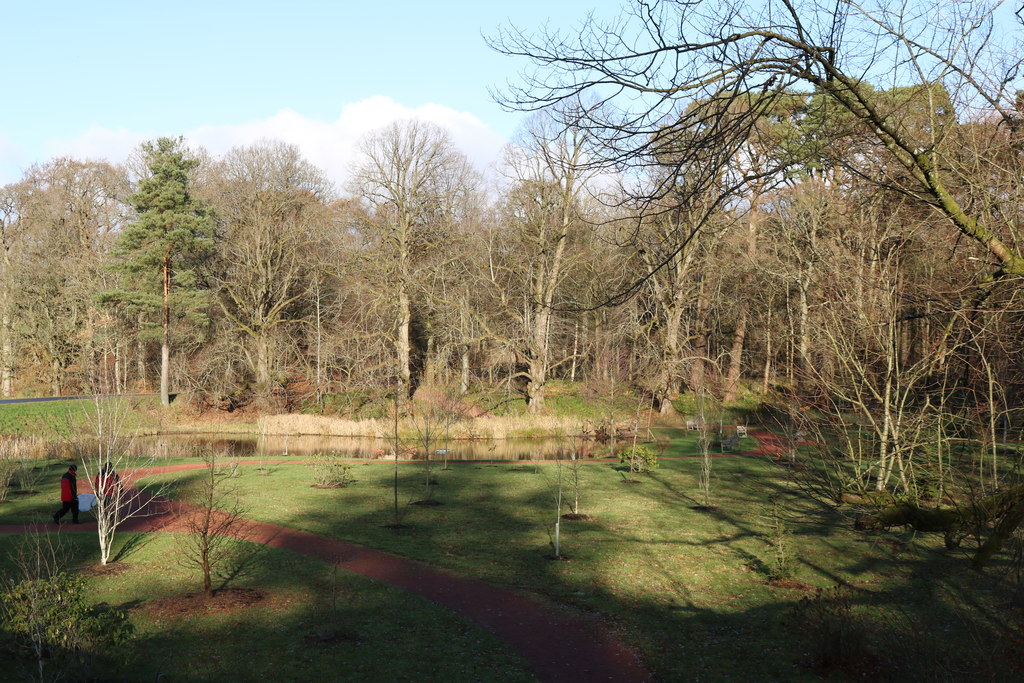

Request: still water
left=136, top=433, right=616, bottom=462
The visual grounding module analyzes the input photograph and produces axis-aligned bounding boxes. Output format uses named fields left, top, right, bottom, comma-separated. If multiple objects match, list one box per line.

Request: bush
left=1, top=572, right=133, bottom=676
left=0, top=457, right=15, bottom=503
left=310, top=454, right=354, bottom=487
left=619, top=445, right=658, bottom=472
left=13, top=461, right=45, bottom=493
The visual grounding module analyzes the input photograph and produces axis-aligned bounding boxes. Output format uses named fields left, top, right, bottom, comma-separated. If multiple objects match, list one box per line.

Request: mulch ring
left=560, top=513, right=593, bottom=521
left=765, top=577, right=815, bottom=591
left=144, top=588, right=267, bottom=617
left=79, top=562, right=133, bottom=578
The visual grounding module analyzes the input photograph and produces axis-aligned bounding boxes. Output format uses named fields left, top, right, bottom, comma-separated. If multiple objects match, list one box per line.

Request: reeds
left=258, top=413, right=585, bottom=440
left=0, top=435, right=52, bottom=461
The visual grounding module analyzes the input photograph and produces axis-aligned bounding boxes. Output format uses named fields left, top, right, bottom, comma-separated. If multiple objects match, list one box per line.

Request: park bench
left=721, top=433, right=742, bottom=452
left=686, top=418, right=700, bottom=430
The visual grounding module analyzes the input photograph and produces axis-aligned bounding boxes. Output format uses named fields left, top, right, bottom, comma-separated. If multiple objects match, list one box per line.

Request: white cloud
left=27, top=97, right=508, bottom=193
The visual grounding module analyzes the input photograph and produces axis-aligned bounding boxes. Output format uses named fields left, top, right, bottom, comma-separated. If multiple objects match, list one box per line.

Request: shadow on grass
left=4, top=454, right=1020, bottom=681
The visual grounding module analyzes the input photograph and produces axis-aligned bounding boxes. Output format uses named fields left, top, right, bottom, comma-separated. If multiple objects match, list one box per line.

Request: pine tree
left=110, top=137, right=215, bottom=405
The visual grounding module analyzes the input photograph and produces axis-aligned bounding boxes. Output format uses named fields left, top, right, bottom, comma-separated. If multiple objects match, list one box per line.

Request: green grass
left=132, top=433, right=1024, bottom=680
left=0, top=533, right=533, bottom=682
left=0, top=396, right=162, bottom=436
left=5, top=430, right=1022, bottom=680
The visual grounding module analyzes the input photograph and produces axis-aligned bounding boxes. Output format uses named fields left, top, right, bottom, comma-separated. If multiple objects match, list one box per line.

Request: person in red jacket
left=52, top=464, right=79, bottom=524
left=94, top=463, right=120, bottom=500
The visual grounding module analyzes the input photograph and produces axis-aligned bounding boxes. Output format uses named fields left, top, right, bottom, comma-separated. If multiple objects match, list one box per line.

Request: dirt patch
left=79, top=562, right=133, bottom=578
left=766, top=578, right=815, bottom=591
left=560, top=513, right=593, bottom=521
left=144, top=588, right=266, bottom=617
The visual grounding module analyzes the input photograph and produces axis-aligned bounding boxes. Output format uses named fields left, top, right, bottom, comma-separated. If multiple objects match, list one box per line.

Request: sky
left=0, top=0, right=618, bottom=189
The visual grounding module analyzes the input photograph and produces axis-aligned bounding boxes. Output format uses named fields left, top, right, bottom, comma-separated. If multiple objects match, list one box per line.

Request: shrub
left=0, top=457, right=16, bottom=503
left=13, top=461, right=45, bottom=493
left=619, top=445, right=658, bottom=472
left=310, top=454, right=354, bottom=487
left=1, top=572, right=133, bottom=677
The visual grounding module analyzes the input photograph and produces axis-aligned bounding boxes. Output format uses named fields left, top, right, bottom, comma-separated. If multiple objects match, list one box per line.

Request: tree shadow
left=35, top=454, right=1023, bottom=682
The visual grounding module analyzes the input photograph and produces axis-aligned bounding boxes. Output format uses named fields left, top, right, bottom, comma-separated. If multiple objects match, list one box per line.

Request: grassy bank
left=0, top=396, right=164, bottom=436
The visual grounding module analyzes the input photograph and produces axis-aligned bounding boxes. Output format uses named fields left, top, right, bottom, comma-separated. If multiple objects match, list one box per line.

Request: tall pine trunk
left=161, top=257, right=171, bottom=406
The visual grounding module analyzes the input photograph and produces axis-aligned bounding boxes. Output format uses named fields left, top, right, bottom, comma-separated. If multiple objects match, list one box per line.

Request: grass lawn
left=0, top=396, right=163, bottom=437
left=4, top=429, right=1022, bottom=680
left=138, top=430, right=1024, bottom=680
left=0, top=531, right=533, bottom=682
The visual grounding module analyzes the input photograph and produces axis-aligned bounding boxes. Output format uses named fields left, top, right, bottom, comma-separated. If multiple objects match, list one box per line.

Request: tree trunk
left=690, top=278, right=709, bottom=392
left=314, top=282, right=323, bottom=403
left=797, top=282, right=810, bottom=389
left=527, top=365, right=546, bottom=413
left=762, top=299, right=773, bottom=395
left=1, top=310, right=12, bottom=397
left=723, top=206, right=758, bottom=402
left=255, top=334, right=271, bottom=386
left=397, top=283, right=412, bottom=397
left=527, top=303, right=551, bottom=413
left=51, top=355, right=61, bottom=397
left=424, top=334, right=436, bottom=386
left=161, top=258, right=171, bottom=406
left=723, top=309, right=748, bottom=402
left=569, top=321, right=579, bottom=382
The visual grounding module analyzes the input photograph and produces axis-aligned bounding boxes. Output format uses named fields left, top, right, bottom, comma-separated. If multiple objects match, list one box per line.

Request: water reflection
left=135, top=433, right=611, bottom=461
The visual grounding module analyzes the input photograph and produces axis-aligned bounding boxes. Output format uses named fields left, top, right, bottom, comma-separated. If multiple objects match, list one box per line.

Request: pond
left=133, top=433, right=621, bottom=462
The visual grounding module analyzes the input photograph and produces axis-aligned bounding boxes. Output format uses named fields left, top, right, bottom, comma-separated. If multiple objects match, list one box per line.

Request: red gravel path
left=0, top=462, right=649, bottom=683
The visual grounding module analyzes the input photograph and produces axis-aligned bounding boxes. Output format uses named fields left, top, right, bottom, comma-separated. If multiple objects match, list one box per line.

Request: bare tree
left=349, top=120, right=478, bottom=397
left=492, top=0, right=1024, bottom=287
left=470, top=111, right=598, bottom=412
left=176, top=450, right=249, bottom=598
left=207, top=140, right=335, bottom=394
left=73, top=398, right=165, bottom=566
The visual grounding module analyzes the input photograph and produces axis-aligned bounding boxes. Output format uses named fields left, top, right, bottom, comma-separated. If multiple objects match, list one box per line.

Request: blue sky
left=0, top=0, right=615, bottom=186
left=6, top=1, right=1019, bottom=189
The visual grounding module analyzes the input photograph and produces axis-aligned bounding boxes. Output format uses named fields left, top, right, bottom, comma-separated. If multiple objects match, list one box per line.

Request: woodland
left=1, top=1, right=1024, bottom=679
left=0, top=1, right=1020, bottom=532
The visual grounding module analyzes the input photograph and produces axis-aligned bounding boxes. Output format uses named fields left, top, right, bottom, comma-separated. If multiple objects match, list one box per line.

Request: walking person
left=94, top=463, right=120, bottom=500
left=52, top=464, right=79, bottom=525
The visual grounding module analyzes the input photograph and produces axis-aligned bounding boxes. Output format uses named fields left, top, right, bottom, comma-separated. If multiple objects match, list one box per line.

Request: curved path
left=1, top=462, right=649, bottom=683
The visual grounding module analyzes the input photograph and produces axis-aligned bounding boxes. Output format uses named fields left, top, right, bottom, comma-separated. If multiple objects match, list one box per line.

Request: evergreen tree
left=110, top=137, right=214, bottom=405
